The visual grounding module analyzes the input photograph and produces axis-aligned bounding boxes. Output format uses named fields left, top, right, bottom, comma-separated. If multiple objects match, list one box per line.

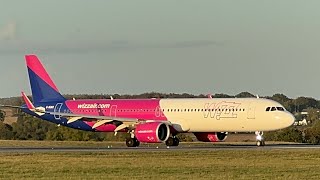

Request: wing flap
left=92, top=120, right=113, bottom=129
left=67, top=117, right=83, bottom=124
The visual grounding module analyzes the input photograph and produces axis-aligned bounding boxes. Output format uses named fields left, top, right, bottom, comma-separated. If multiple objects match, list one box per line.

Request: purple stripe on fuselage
left=25, top=55, right=59, bottom=92
left=65, top=99, right=167, bottom=121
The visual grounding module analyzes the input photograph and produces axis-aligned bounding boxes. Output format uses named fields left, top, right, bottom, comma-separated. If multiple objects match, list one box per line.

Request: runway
left=1, top=144, right=320, bottom=153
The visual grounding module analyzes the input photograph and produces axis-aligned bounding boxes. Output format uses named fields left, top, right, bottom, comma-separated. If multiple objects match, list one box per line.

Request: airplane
left=1, top=55, right=295, bottom=147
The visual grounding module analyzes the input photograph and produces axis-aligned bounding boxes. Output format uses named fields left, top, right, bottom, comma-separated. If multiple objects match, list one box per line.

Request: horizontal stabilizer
left=22, top=92, right=35, bottom=109
left=0, top=105, right=23, bottom=109
left=21, top=92, right=45, bottom=116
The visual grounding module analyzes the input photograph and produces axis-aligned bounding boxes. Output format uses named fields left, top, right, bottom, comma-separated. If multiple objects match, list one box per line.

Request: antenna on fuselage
left=110, top=96, right=114, bottom=100
left=207, top=94, right=213, bottom=99
left=256, top=95, right=260, bottom=99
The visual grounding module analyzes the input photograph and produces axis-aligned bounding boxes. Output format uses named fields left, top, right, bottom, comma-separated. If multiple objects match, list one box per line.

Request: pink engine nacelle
left=194, top=132, right=228, bottom=142
left=135, top=122, right=170, bottom=143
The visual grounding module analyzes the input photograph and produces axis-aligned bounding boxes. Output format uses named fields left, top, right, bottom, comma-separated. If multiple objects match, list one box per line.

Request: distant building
left=294, top=119, right=308, bottom=126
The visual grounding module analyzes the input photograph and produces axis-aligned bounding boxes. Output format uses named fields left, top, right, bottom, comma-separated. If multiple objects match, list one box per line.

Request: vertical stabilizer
left=25, top=55, right=66, bottom=104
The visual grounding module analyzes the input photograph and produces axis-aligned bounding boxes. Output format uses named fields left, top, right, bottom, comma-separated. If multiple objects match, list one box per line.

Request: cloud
left=147, top=40, right=222, bottom=49
left=0, top=21, right=17, bottom=40
left=0, top=39, right=222, bottom=55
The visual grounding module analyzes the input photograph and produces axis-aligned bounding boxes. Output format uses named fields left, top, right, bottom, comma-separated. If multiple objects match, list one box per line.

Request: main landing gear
left=126, top=138, right=140, bottom=147
left=255, top=131, right=265, bottom=147
left=126, top=131, right=140, bottom=147
left=126, top=137, right=180, bottom=147
left=165, top=137, right=180, bottom=147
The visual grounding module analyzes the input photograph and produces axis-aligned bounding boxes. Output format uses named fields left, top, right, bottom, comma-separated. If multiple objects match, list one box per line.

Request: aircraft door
left=54, top=103, right=63, bottom=120
left=247, top=103, right=256, bottom=119
left=110, top=105, right=117, bottom=117
left=155, top=106, right=164, bottom=117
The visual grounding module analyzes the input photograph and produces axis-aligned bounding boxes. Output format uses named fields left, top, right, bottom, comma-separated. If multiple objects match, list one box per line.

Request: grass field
left=0, top=148, right=319, bottom=179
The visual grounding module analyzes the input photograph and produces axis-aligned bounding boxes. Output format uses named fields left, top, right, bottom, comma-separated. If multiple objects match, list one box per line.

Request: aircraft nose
left=281, top=112, right=295, bottom=128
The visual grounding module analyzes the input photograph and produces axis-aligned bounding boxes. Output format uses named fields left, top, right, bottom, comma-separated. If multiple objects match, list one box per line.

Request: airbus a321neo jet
left=1, top=55, right=295, bottom=147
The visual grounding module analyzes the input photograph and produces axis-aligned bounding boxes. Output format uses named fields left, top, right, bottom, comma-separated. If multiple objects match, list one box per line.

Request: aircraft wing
left=44, top=111, right=170, bottom=130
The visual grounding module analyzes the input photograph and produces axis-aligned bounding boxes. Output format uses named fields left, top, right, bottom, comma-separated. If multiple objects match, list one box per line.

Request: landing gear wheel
left=166, top=137, right=180, bottom=147
left=166, top=137, right=175, bottom=146
left=135, top=140, right=140, bottom=147
left=173, top=137, right=180, bottom=146
left=257, top=140, right=264, bottom=147
left=126, top=138, right=140, bottom=147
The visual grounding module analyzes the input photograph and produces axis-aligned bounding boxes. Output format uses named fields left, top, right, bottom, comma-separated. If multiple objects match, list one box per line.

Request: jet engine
left=193, top=132, right=228, bottom=142
left=135, top=122, right=170, bottom=143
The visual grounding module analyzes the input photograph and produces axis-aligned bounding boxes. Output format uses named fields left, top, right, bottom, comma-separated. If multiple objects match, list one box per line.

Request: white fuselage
left=160, top=98, right=294, bottom=132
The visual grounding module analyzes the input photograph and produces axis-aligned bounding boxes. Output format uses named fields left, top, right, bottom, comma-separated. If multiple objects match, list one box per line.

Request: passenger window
left=271, top=107, right=276, bottom=111
left=266, top=107, right=271, bottom=111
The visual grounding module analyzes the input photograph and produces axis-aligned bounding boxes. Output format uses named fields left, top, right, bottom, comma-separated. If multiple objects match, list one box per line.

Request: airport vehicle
left=1, top=55, right=295, bottom=147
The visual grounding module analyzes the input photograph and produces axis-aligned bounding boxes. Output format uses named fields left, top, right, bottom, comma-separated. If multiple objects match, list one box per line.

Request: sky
left=0, top=0, right=320, bottom=99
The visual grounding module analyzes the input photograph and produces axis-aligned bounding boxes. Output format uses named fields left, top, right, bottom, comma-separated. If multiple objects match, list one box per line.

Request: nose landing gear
left=255, top=131, right=265, bottom=147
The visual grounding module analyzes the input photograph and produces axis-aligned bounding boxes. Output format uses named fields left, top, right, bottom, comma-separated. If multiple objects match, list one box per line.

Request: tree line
left=0, top=92, right=320, bottom=143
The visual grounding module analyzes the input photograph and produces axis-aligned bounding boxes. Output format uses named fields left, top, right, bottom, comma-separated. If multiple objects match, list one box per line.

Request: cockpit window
left=266, top=106, right=286, bottom=112
left=277, top=107, right=285, bottom=111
